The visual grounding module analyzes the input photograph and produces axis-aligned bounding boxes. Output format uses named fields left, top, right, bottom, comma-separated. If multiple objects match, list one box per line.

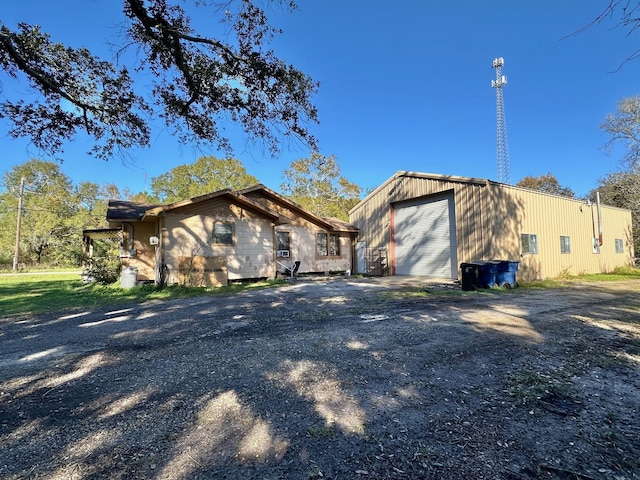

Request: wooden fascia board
left=142, top=190, right=279, bottom=222
left=240, top=184, right=337, bottom=230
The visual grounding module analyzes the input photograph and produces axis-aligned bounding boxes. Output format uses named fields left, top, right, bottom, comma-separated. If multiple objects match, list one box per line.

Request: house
left=348, top=171, right=634, bottom=281
left=84, top=185, right=358, bottom=286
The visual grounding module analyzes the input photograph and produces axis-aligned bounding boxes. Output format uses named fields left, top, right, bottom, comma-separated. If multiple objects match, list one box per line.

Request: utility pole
left=492, top=57, right=510, bottom=184
left=13, top=176, right=25, bottom=272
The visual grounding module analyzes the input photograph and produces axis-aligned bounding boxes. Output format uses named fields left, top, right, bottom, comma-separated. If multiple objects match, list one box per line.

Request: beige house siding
left=246, top=187, right=355, bottom=274
left=276, top=224, right=351, bottom=273
left=123, top=221, right=158, bottom=281
left=350, top=171, right=634, bottom=281
left=104, top=186, right=358, bottom=285
left=162, top=201, right=275, bottom=283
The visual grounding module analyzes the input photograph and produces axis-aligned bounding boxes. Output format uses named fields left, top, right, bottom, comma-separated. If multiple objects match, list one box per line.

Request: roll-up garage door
left=393, top=193, right=457, bottom=278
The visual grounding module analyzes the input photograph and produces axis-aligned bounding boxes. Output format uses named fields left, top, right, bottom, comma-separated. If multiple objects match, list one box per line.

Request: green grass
left=0, top=273, right=283, bottom=318
left=1, top=268, right=639, bottom=319
left=519, top=266, right=640, bottom=290
left=506, top=369, right=572, bottom=403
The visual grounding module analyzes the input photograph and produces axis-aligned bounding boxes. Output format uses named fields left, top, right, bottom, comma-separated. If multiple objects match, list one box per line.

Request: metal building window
left=560, top=236, right=571, bottom=254
left=213, top=222, right=234, bottom=245
left=615, top=238, right=624, bottom=254
left=521, top=233, right=538, bottom=254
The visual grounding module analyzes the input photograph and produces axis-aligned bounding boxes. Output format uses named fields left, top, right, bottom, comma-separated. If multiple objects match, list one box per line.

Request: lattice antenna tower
left=491, top=57, right=510, bottom=183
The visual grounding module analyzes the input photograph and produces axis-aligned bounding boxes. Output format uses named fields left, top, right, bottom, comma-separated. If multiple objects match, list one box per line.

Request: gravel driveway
left=1, top=277, right=639, bottom=479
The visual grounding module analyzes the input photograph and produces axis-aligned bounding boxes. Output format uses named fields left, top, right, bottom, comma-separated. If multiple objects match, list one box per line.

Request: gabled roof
left=107, top=189, right=280, bottom=223
left=349, top=171, right=494, bottom=215
left=106, top=185, right=359, bottom=232
left=240, top=184, right=359, bottom=233
left=142, top=188, right=279, bottom=221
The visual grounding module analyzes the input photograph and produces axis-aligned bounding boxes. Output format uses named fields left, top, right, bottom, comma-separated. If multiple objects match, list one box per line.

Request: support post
left=13, top=176, right=25, bottom=271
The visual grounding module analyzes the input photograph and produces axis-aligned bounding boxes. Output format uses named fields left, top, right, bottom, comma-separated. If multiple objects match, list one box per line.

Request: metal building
left=349, top=171, right=634, bottom=281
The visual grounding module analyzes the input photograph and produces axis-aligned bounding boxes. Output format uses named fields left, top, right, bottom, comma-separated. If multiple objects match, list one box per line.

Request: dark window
left=213, top=222, right=233, bottom=245
left=316, top=232, right=328, bottom=256
left=277, top=231, right=291, bottom=256
left=521, top=233, right=538, bottom=254
left=277, top=231, right=290, bottom=251
left=560, top=236, right=570, bottom=254
left=317, top=232, right=341, bottom=257
left=329, top=234, right=341, bottom=256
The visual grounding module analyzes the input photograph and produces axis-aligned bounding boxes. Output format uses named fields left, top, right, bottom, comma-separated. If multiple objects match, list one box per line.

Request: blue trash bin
left=494, top=260, right=519, bottom=288
left=477, top=261, right=498, bottom=288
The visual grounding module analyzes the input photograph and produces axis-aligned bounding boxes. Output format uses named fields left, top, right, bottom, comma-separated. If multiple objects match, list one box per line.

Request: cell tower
left=491, top=57, right=510, bottom=184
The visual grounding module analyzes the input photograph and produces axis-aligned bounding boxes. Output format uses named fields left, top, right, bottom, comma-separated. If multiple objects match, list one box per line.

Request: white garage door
left=393, top=193, right=457, bottom=278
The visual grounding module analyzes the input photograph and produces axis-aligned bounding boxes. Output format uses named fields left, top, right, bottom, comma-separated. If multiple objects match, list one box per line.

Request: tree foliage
left=590, top=167, right=640, bottom=254
left=0, top=160, right=117, bottom=267
left=516, top=172, right=575, bottom=198
left=150, top=155, right=259, bottom=203
left=0, top=1, right=318, bottom=161
left=281, top=152, right=362, bottom=221
left=600, top=95, right=640, bottom=168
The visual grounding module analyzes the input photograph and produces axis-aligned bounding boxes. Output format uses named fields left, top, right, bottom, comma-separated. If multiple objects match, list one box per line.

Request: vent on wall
left=277, top=250, right=290, bottom=258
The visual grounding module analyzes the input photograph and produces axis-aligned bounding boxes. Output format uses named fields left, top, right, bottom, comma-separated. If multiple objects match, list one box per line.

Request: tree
left=150, top=155, right=259, bottom=203
left=0, top=1, right=318, bottom=161
left=590, top=167, right=640, bottom=254
left=572, top=1, right=640, bottom=65
left=600, top=95, right=640, bottom=168
left=516, top=172, right=575, bottom=198
left=1, top=159, right=77, bottom=265
left=281, top=152, right=362, bottom=221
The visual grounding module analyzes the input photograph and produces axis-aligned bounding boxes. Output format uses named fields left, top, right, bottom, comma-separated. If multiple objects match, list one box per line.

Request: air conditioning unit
left=277, top=250, right=290, bottom=258
left=149, top=236, right=159, bottom=245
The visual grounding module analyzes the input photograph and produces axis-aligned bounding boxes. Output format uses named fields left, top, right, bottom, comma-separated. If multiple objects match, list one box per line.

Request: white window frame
left=615, top=238, right=624, bottom=254
left=521, top=233, right=538, bottom=254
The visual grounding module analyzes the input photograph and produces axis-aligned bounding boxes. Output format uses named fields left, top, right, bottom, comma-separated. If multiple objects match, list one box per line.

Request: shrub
left=83, top=256, right=121, bottom=285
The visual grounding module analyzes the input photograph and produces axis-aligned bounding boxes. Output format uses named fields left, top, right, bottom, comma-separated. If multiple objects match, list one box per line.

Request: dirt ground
left=0, top=276, right=639, bottom=480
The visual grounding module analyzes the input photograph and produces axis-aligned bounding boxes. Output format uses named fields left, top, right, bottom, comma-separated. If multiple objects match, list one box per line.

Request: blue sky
left=1, top=1, right=639, bottom=198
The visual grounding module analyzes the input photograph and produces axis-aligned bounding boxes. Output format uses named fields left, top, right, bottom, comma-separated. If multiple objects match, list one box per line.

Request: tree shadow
left=0, top=281, right=638, bottom=479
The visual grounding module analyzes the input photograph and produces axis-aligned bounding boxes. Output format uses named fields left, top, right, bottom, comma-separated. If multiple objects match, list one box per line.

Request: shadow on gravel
left=0, top=280, right=639, bottom=479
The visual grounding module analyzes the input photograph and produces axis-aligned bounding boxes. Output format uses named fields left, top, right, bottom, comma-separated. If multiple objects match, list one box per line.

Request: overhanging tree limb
left=0, top=1, right=319, bottom=161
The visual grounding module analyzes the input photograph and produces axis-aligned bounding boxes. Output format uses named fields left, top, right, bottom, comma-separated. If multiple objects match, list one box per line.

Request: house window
left=316, top=233, right=341, bottom=257
left=329, top=234, right=341, bottom=256
left=615, top=238, right=624, bottom=254
left=521, top=233, right=538, bottom=254
left=560, top=236, right=571, bottom=254
left=213, top=222, right=233, bottom=245
left=277, top=231, right=291, bottom=257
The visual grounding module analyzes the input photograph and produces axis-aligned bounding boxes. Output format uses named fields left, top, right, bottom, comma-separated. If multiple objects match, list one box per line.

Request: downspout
left=596, top=191, right=603, bottom=247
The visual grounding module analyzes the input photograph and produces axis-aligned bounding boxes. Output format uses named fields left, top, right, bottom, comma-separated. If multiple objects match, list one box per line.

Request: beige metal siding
left=350, top=173, right=490, bottom=276
left=494, top=184, right=634, bottom=279
left=350, top=172, right=634, bottom=280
